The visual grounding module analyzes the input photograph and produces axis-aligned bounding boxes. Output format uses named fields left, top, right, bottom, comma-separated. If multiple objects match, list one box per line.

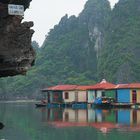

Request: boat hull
left=35, top=103, right=47, bottom=107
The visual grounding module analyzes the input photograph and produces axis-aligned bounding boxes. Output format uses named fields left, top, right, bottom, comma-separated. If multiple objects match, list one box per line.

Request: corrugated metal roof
left=87, top=79, right=116, bottom=90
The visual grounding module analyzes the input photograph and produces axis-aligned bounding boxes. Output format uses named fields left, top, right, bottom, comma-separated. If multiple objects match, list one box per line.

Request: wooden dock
left=111, top=103, right=134, bottom=108
left=35, top=102, right=140, bottom=109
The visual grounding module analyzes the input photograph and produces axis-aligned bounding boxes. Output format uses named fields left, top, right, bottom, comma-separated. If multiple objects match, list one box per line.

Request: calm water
left=0, top=103, right=140, bottom=140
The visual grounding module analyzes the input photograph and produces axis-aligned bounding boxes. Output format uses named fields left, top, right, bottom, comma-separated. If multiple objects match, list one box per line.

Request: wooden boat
left=35, top=99, right=47, bottom=107
left=35, top=103, right=47, bottom=107
left=92, top=97, right=114, bottom=108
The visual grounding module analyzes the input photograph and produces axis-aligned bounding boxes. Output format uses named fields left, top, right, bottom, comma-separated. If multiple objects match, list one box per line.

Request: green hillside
left=98, top=0, right=140, bottom=83
left=0, top=0, right=140, bottom=99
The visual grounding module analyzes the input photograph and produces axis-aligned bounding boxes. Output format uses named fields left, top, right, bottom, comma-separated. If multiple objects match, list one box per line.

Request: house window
left=65, top=92, right=69, bottom=99
left=102, top=91, right=105, bottom=97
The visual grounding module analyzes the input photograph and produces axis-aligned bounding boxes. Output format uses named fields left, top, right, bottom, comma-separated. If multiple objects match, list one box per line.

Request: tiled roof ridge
left=42, top=81, right=140, bottom=91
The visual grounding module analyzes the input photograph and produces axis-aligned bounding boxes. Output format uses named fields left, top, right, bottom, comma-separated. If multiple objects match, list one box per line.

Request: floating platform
left=92, top=103, right=113, bottom=109
left=131, top=104, right=140, bottom=109
left=35, top=102, right=140, bottom=109
left=61, top=103, right=72, bottom=108
left=47, top=103, right=61, bottom=108
left=111, top=103, right=134, bottom=108
left=72, top=102, right=87, bottom=109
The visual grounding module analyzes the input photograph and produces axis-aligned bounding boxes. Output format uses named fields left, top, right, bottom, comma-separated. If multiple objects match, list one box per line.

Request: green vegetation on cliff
left=98, top=0, right=140, bottom=83
left=0, top=0, right=140, bottom=99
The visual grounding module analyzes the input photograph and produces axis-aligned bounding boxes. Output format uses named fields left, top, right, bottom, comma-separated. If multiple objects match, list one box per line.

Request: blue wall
left=117, top=89, right=130, bottom=103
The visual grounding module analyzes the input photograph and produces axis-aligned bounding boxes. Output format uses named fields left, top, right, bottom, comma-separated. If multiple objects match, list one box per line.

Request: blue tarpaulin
left=94, top=98, right=102, bottom=104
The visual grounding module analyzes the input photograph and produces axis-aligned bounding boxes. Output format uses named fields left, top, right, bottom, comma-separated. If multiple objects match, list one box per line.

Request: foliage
left=98, top=0, right=140, bottom=83
left=0, top=0, right=140, bottom=99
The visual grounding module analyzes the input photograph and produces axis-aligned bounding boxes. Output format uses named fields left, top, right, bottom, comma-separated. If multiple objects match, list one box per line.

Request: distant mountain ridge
left=0, top=0, right=140, bottom=99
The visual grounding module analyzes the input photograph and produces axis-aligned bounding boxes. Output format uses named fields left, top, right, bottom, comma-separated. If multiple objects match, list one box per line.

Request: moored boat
left=92, top=97, right=114, bottom=108
left=35, top=99, right=47, bottom=107
left=35, top=103, right=47, bottom=107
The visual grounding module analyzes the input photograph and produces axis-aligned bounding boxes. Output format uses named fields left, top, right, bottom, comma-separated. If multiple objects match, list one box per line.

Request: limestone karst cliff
left=0, top=0, right=35, bottom=77
left=0, top=0, right=140, bottom=99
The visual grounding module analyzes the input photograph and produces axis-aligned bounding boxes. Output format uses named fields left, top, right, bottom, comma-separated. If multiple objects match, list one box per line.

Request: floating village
left=36, top=79, right=140, bottom=109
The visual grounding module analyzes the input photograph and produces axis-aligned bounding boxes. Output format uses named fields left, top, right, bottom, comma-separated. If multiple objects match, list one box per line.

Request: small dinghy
left=35, top=99, right=47, bottom=107
left=35, top=103, right=47, bottom=107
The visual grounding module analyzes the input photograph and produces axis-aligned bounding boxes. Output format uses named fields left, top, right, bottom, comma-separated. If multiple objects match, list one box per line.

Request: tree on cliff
left=0, top=0, right=140, bottom=99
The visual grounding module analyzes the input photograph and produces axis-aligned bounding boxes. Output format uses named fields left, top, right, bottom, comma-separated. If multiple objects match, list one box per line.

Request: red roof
left=42, top=85, right=78, bottom=91
left=115, top=83, right=140, bottom=89
left=41, top=80, right=116, bottom=91
left=76, top=85, right=92, bottom=90
left=87, top=79, right=116, bottom=90
left=42, top=85, right=92, bottom=91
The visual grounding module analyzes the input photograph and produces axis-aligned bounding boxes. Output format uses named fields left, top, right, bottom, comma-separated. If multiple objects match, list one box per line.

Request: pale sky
left=24, top=0, right=119, bottom=46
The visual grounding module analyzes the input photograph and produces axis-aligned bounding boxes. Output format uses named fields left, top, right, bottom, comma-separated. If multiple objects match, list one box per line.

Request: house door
left=132, top=90, right=137, bottom=103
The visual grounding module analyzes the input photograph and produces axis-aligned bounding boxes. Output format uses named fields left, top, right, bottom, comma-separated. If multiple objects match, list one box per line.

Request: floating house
left=87, top=79, right=116, bottom=103
left=63, top=85, right=92, bottom=108
left=75, top=86, right=91, bottom=103
left=63, top=89, right=76, bottom=104
left=41, top=85, right=77, bottom=104
left=41, top=80, right=140, bottom=107
left=42, top=85, right=91, bottom=106
left=115, top=83, right=140, bottom=104
left=62, top=86, right=90, bottom=104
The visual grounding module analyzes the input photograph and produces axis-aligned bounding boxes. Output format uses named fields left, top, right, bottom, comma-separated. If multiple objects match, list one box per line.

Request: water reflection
left=39, top=108, right=140, bottom=133
left=0, top=103, right=140, bottom=140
